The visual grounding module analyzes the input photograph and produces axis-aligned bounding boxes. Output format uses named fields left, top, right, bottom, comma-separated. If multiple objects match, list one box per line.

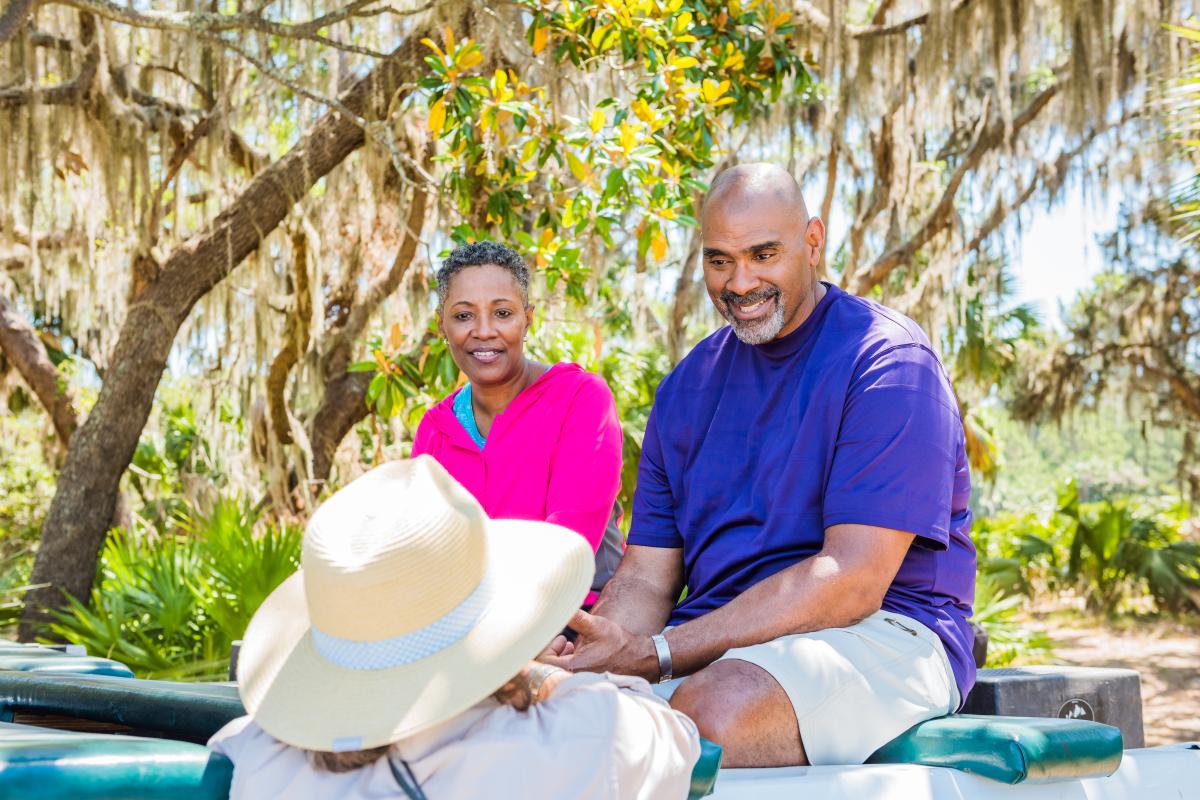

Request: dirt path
left=1024, top=614, right=1200, bottom=746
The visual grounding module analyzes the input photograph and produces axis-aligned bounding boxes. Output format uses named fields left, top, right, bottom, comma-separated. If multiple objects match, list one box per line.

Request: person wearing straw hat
left=208, top=456, right=700, bottom=799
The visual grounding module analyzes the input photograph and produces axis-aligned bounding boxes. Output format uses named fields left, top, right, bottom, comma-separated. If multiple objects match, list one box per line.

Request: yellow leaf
left=673, top=11, right=693, bottom=34
left=668, top=55, right=699, bottom=69
left=666, top=0, right=683, bottom=10
left=590, top=24, right=610, bottom=50
left=540, top=228, right=555, bottom=247
left=428, top=96, right=446, bottom=135
left=420, top=37, right=444, bottom=58
left=651, top=228, right=668, bottom=262
left=618, top=121, right=638, bottom=154
left=590, top=109, right=605, bottom=133
left=521, top=138, right=539, bottom=163
left=443, top=25, right=456, bottom=54
left=565, top=150, right=591, bottom=182
left=458, top=47, right=484, bottom=70
left=632, top=98, right=655, bottom=125
left=772, top=11, right=793, bottom=26
left=493, top=69, right=507, bottom=95
left=388, top=323, right=403, bottom=351
left=532, top=25, right=549, bottom=54
left=701, top=78, right=730, bottom=103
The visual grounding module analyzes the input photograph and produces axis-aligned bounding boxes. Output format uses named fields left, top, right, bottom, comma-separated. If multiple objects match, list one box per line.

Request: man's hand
left=541, top=610, right=660, bottom=681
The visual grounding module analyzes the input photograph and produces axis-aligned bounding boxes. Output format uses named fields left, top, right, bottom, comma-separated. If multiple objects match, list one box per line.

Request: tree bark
left=266, top=229, right=312, bottom=447
left=18, top=31, right=431, bottom=638
left=0, top=292, right=79, bottom=445
left=0, top=0, right=38, bottom=45
left=309, top=174, right=430, bottom=489
left=309, top=370, right=373, bottom=487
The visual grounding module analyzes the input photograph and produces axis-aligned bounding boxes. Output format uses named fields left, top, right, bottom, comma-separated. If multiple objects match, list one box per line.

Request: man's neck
left=775, top=279, right=827, bottom=341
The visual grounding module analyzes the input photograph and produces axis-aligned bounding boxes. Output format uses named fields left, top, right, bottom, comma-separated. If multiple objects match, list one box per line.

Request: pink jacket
left=412, top=363, right=623, bottom=598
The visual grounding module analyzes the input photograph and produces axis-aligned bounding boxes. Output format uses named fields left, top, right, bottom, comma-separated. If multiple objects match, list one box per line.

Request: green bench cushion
left=0, top=653, right=134, bottom=678
left=867, top=713, right=1124, bottom=784
left=0, top=672, right=242, bottom=742
left=0, top=643, right=133, bottom=678
left=0, top=722, right=233, bottom=800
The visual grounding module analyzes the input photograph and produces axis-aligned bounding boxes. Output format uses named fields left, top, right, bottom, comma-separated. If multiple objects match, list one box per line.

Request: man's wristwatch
left=650, top=633, right=673, bottom=683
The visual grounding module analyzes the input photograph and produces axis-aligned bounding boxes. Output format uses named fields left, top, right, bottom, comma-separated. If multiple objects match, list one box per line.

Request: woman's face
left=439, top=264, right=533, bottom=387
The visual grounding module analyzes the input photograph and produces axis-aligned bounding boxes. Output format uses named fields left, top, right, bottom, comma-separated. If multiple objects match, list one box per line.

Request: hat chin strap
left=311, top=573, right=495, bottom=670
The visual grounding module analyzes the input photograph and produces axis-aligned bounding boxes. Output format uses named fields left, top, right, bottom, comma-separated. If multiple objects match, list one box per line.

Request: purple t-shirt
left=629, top=283, right=976, bottom=703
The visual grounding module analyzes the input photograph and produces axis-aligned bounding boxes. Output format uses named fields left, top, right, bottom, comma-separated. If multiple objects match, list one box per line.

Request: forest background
left=1, top=0, right=1199, bottom=707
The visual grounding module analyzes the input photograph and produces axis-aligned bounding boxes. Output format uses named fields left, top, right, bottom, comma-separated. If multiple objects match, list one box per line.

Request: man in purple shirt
left=545, top=163, right=976, bottom=767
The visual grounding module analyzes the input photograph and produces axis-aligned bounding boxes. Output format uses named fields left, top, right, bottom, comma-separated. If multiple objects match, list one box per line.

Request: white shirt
left=209, top=672, right=701, bottom=800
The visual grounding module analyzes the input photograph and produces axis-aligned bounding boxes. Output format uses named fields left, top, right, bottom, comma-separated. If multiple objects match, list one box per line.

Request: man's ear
left=805, top=217, right=826, bottom=267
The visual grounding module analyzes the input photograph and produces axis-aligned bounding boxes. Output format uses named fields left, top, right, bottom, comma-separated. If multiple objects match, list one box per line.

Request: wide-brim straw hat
left=236, top=456, right=594, bottom=752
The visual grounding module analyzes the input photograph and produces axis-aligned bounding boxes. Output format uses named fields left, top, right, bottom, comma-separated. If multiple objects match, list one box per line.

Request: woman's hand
left=492, top=661, right=570, bottom=709
left=538, top=635, right=575, bottom=661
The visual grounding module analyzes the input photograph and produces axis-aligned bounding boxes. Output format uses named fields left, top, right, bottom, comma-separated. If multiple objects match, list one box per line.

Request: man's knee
left=670, top=661, right=755, bottom=742
left=669, top=659, right=806, bottom=767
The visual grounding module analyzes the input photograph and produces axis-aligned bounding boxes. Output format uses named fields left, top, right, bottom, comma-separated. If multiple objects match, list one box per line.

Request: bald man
left=545, top=164, right=976, bottom=768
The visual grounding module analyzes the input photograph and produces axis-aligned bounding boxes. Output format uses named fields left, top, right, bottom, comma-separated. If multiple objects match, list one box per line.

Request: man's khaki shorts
left=653, top=610, right=959, bottom=765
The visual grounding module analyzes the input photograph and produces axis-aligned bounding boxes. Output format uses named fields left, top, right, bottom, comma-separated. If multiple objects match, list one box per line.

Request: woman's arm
left=543, top=376, right=624, bottom=552
left=410, top=412, right=434, bottom=457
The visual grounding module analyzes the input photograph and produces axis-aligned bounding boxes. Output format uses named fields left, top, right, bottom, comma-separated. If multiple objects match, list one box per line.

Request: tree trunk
left=18, top=32, right=431, bottom=638
left=309, top=370, right=373, bottom=487
left=0, top=292, right=79, bottom=446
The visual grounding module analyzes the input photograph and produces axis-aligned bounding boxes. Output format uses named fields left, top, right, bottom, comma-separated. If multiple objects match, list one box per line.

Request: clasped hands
left=538, top=610, right=661, bottom=682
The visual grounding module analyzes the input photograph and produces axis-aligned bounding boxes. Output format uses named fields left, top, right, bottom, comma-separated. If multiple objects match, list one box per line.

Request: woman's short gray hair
left=435, top=241, right=530, bottom=307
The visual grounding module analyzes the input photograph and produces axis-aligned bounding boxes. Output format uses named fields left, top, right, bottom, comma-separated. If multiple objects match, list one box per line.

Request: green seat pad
left=690, top=738, right=722, bottom=799
left=0, top=721, right=233, bottom=799
left=0, top=672, right=241, bottom=742
left=0, top=643, right=133, bottom=678
left=867, top=713, right=1124, bottom=784
left=0, top=653, right=134, bottom=678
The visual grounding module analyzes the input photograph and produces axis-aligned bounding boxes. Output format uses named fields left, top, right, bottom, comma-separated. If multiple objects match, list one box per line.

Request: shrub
left=972, top=575, right=1054, bottom=667
left=49, top=498, right=301, bottom=680
left=974, top=480, right=1200, bottom=615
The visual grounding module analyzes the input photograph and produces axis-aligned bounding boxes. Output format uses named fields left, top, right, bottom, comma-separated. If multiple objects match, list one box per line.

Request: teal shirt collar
left=452, top=384, right=486, bottom=450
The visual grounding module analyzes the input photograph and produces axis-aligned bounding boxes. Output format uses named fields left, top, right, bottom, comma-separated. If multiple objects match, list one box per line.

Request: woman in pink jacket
left=412, top=241, right=624, bottom=602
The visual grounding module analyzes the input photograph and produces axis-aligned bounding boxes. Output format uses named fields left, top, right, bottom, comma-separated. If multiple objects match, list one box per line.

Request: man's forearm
left=590, top=570, right=678, bottom=636
left=664, top=550, right=887, bottom=677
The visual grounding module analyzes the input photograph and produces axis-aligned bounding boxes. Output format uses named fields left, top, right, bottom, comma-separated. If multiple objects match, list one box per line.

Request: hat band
left=310, top=573, right=494, bottom=670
